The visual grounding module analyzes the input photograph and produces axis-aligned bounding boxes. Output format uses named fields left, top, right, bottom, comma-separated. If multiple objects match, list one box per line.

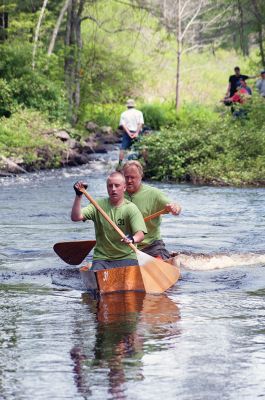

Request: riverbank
left=1, top=102, right=265, bottom=187
left=0, top=110, right=122, bottom=177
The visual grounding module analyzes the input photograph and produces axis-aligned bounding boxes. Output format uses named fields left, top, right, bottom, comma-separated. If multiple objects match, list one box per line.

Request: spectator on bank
left=226, top=66, right=257, bottom=97
left=240, top=79, right=252, bottom=95
left=117, top=99, right=144, bottom=170
left=256, top=70, right=265, bottom=98
left=222, top=79, right=251, bottom=107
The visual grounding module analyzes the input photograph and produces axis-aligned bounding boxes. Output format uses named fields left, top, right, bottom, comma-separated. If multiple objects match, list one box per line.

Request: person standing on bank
left=122, top=160, right=181, bottom=259
left=226, top=66, right=257, bottom=97
left=256, top=70, right=265, bottom=97
left=71, top=172, right=147, bottom=271
left=117, top=99, right=144, bottom=169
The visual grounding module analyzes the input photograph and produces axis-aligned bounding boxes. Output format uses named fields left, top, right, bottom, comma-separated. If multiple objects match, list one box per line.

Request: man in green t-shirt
left=71, top=172, right=147, bottom=270
left=122, top=161, right=181, bottom=259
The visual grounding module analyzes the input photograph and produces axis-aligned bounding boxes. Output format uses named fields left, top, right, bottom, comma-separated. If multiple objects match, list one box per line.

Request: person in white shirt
left=117, top=99, right=144, bottom=168
left=256, top=70, right=265, bottom=97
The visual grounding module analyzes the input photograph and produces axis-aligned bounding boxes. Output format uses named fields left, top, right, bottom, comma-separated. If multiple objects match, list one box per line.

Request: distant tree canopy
left=0, top=0, right=264, bottom=123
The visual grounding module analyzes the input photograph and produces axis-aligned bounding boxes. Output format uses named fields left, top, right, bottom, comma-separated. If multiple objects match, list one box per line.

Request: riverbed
left=1, top=159, right=265, bottom=400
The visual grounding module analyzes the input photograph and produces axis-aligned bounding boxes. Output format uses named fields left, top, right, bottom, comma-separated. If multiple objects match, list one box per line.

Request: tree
left=32, top=0, right=49, bottom=69
left=250, top=0, right=265, bottom=67
left=136, top=0, right=216, bottom=110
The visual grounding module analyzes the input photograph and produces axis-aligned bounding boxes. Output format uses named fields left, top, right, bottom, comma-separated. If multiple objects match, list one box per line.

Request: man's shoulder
left=135, top=109, right=143, bottom=117
left=123, top=199, right=142, bottom=213
left=140, top=184, right=163, bottom=195
left=97, top=198, right=109, bottom=208
left=120, top=109, right=128, bottom=117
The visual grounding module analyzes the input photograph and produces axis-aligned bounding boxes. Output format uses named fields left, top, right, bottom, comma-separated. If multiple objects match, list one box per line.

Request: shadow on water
left=70, top=291, right=181, bottom=399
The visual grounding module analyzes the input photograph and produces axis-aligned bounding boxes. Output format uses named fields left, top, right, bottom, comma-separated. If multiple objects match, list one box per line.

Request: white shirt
left=256, top=79, right=265, bottom=96
left=119, top=108, right=144, bottom=131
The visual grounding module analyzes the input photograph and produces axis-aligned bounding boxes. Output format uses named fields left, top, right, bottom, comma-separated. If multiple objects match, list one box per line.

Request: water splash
left=172, top=252, right=265, bottom=271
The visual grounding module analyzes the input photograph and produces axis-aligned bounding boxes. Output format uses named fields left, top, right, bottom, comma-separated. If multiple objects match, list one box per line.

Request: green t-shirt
left=82, top=198, right=147, bottom=261
left=125, top=184, right=170, bottom=249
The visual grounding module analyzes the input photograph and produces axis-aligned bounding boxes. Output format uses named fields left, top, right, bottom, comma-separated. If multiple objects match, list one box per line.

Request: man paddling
left=122, top=161, right=181, bottom=259
left=71, top=172, right=147, bottom=270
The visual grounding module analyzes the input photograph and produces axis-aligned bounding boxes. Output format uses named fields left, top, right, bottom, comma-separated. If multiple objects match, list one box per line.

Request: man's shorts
left=121, top=131, right=136, bottom=150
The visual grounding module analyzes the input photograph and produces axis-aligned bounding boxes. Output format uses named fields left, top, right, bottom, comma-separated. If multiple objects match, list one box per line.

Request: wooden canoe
left=81, top=291, right=180, bottom=325
left=79, top=258, right=180, bottom=295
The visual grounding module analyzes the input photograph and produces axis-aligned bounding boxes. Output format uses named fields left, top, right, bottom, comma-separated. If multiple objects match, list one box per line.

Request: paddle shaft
left=80, top=188, right=137, bottom=251
left=144, top=208, right=168, bottom=221
left=53, top=206, right=167, bottom=265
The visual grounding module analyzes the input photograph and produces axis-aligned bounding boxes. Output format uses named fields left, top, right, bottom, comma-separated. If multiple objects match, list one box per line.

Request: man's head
left=107, top=172, right=126, bottom=205
left=126, top=99, right=135, bottom=108
left=122, top=161, right=143, bottom=194
left=234, top=66, right=240, bottom=76
left=261, top=70, right=265, bottom=78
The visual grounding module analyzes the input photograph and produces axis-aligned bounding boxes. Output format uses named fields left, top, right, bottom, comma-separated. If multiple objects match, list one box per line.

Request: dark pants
left=91, top=258, right=138, bottom=271
left=121, top=131, right=136, bottom=150
left=141, top=240, right=170, bottom=260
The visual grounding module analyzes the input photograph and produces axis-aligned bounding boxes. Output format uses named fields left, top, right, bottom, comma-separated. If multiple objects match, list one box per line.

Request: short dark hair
left=234, top=66, right=240, bottom=71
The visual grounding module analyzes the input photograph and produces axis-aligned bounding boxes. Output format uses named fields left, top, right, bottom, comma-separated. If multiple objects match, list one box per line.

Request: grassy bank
left=137, top=97, right=265, bottom=187
left=0, top=109, right=66, bottom=170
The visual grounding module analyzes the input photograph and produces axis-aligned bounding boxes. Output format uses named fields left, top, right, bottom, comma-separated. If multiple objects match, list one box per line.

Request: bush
left=0, top=79, right=14, bottom=117
left=0, top=42, right=67, bottom=121
left=0, top=109, right=64, bottom=162
left=80, top=103, right=125, bottom=130
left=140, top=104, right=167, bottom=130
left=138, top=101, right=265, bottom=186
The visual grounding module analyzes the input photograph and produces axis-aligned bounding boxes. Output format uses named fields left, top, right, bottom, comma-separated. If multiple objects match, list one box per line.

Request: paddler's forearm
left=71, top=195, right=84, bottom=221
left=133, top=230, right=145, bottom=244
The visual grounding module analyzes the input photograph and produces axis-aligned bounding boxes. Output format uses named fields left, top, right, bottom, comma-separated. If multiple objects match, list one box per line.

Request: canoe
left=81, top=290, right=180, bottom=325
left=79, top=258, right=180, bottom=294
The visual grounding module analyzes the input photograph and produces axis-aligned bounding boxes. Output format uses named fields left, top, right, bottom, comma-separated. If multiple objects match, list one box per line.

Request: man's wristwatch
left=126, top=234, right=135, bottom=243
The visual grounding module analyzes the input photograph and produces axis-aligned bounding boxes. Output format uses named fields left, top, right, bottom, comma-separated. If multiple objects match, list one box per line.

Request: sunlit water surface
left=1, top=159, right=265, bottom=400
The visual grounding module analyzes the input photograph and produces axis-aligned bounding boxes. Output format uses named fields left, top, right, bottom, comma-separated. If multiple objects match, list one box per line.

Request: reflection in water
left=70, top=292, right=181, bottom=399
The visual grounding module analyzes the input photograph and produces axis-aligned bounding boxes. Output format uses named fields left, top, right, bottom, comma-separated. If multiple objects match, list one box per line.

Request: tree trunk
left=258, top=26, right=265, bottom=67
left=48, top=0, right=71, bottom=56
left=175, top=0, right=181, bottom=111
left=237, top=0, right=249, bottom=56
left=251, top=0, right=265, bottom=67
left=32, top=0, right=49, bottom=69
left=64, top=0, right=85, bottom=126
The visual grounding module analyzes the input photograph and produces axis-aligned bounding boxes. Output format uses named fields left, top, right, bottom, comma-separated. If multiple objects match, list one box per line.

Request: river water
left=1, top=158, right=265, bottom=400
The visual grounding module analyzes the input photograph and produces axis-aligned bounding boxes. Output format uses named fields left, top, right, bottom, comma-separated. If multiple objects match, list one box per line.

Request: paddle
left=53, top=240, right=96, bottom=265
left=53, top=208, right=168, bottom=265
left=80, top=187, right=179, bottom=293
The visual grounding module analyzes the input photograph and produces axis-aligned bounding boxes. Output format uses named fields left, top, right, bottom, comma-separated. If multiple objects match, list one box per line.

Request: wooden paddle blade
left=53, top=240, right=96, bottom=265
left=137, top=250, right=180, bottom=294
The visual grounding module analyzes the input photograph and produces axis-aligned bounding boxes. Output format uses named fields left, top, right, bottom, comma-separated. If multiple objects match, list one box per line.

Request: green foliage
left=174, top=102, right=219, bottom=128
left=138, top=100, right=265, bottom=186
left=79, top=45, right=143, bottom=119
left=0, top=79, right=14, bottom=117
left=140, top=103, right=168, bottom=130
left=80, top=103, right=125, bottom=130
left=0, top=42, right=67, bottom=121
left=0, top=109, right=64, bottom=164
